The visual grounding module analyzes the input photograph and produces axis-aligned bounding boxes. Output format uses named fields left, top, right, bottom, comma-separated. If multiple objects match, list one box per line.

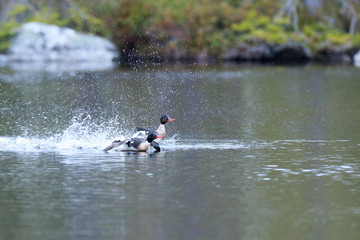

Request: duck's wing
left=136, top=127, right=150, bottom=132
left=133, top=127, right=156, bottom=139
left=135, top=127, right=156, bottom=133
left=103, top=136, right=128, bottom=152
left=131, top=130, right=147, bottom=139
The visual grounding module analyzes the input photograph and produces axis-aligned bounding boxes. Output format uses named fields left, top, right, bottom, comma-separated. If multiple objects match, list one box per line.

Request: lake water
left=0, top=63, right=359, bottom=240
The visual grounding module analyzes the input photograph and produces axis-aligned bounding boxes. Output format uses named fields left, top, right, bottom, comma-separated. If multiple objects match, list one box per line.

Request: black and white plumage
left=135, top=114, right=175, bottom=143
left=103, top=131, right=162, bottom=152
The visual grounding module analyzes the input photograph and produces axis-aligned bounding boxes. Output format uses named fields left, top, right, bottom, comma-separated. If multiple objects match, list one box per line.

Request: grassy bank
left=1, top=0, right=360, bottom=62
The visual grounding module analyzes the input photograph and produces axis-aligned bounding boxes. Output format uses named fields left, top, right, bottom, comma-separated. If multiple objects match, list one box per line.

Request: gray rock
left=354, top=51, right=360, bottom=67
left=223, top=42, right=313, bottom=62
left=272, top=43, right=313, bottom=61
left=1, top=22, right=118, bottom=70
left=315, top=47, right=352, bottom=64
left=222, top=43, right=272, bottom=61
left=242, top=44, right=273, bottom=60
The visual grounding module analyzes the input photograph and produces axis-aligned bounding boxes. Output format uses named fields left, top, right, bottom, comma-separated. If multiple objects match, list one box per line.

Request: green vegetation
left=0, top=0, right=359, bottom=59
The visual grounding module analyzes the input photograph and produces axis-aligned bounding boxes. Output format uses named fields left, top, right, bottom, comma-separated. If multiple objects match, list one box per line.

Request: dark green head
left=160, top=114, right=175, bottom=124
left=147, top=131, right=163, bottom=142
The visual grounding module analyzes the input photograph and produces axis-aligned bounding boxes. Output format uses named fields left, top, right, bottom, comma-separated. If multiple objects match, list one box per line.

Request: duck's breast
left=156, top=124, right=166, bottom=138
left=136, top=141, right=150, bottom=151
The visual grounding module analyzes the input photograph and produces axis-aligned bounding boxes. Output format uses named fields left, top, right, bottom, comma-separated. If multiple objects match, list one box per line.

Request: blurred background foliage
left=1, top=0, right=360, bottom=57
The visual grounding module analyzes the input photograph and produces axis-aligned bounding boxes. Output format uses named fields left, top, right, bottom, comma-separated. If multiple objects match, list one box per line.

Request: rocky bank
left=1, top=22, right=359, bottom=68
left=0, top=22, right=118, bottom=71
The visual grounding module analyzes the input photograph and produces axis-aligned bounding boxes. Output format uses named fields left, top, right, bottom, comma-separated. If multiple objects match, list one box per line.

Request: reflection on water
left=0, top=64, right=360, bottom=240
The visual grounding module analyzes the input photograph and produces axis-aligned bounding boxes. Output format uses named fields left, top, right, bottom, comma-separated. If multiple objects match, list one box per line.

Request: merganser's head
left=160, top=114, right=175, bottom=124
left=147, top=132, right=164, bottom=143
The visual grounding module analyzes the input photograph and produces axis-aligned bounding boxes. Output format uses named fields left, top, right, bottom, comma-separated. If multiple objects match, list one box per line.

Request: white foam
left=0, top=122, right=354, bottom=155
left=0, top=116, right=120, bottom=153
left=0, top=136, right=250, bottom=154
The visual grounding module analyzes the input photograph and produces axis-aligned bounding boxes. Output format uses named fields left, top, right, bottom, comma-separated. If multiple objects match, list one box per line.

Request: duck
left=134, top=114, right=175, bottom=143
left=103, top=131, right=163, bottom=152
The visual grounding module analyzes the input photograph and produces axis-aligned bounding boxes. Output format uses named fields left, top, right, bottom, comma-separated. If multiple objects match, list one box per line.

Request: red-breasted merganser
left=135, top=114, right=175, bottom=143
left=103, top=131, right=163, bottom=152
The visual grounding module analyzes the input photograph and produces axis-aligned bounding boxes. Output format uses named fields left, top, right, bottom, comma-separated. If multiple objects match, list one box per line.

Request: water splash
left=1, top=114, right=351, bottom=154
left=0, top=113, right=249, bottom=153
left=0, top=114, right=127, bottom=153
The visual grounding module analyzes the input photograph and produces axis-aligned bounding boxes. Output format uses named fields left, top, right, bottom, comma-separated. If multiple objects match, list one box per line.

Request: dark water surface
left=0, top=64, right=359, bottom=240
